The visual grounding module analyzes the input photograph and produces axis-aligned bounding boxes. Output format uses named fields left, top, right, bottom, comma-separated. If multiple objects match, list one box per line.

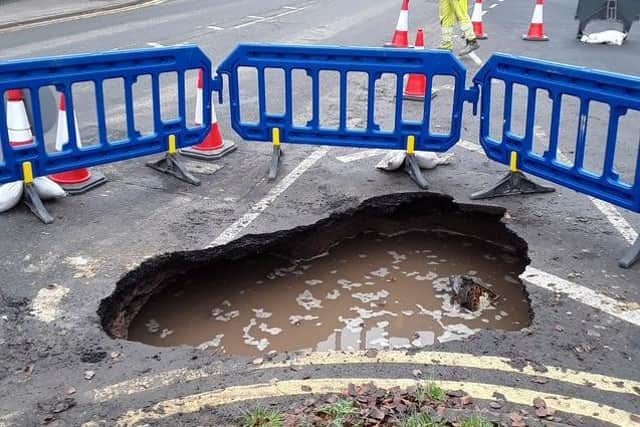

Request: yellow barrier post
left=471, top=149, right=554, bottom=200
left=21, top=161, right=54, bottom=224
left=403, top=135, right=429, bottom=189
left=268, top=128, right=283, bottom=181
left=145, top=134, right=201, bottom=186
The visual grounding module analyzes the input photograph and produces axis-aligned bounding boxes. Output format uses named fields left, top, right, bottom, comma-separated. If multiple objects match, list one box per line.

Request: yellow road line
left=114, top=377, right=640, bottom=426
left=1, top=0, right=167, bottom=34
left=259, top=351, right=640, bottom=397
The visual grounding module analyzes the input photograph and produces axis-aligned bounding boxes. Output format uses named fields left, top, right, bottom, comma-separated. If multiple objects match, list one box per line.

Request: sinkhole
left=100, top=193, right=532, bottom=356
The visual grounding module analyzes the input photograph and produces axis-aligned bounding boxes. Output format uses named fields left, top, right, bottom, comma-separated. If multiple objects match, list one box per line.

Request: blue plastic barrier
left=0, top=45, right=213, bottom=185
left=217, top=44, right=477, bottom=153
left=473, top=53, right=640, bottom=213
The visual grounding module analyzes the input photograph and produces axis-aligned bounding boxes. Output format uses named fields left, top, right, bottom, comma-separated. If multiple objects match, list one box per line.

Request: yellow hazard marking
left=168, top=135, right=177, bottom=155
left=406, top=135, right=415, bottom=156
left=91, top=350, right=640, bottom=404
left=114, top=377, right=640, bottom=427
left=272, top=128, right=281, bottom=147
left=258, top=351, right=640, bottom=398
left=22, top=162, right=34, bottom=185
left=510, top=151, right=518, bottom=172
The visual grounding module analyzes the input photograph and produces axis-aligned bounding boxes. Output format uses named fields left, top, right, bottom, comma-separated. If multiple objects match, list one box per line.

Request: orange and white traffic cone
left=385, top=0, right=410, bottom=48
left=49, top=94, right=107, bottom=194
left=471, top=0, right=488, bottom=40
left=181, top=70, right=236, bottom=160
left=6, top=89, right=34, bottom=147
left=403, top=30, right=436, bottom=101
left=523, top=0, right=549, bottom=41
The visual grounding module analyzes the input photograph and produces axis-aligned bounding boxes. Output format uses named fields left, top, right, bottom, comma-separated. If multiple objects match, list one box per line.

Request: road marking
left=283, top=6, right=300, bottom=10
left=30, top=285, right=70, bottom=323
left=232, top=7, right=309, bottom=30
left=0, top=0, right=168, bottom=34
left=336, top=149, right=384, bottom=163
left=490, top=3, right=499, bottom=8
left=523, top=266, right=640, bottom=326
left=114, top=378, right=640, bottom=426
left=146, top=42, right=164, bottom=48
left=260, top=350, right=640, bottom=397
left=246, top=15, right=265, bottom=19
left=92, top=364, right=223, bottom=402
left=207, top=25, right=224, bottom=31
left=208, top=149, right=328, bottom=247
left=468, top=52, right=483, bottom=66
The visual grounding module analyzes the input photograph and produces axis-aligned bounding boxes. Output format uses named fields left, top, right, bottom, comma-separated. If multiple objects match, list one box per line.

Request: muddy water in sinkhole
left=127, top=230, right=529, bottom=356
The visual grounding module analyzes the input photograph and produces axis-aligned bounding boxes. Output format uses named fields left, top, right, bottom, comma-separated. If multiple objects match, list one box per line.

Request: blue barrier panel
left=0, top=45, right=213, bottom=185
left=217, top=44, right=478, bottom=152
left=473, top=53, right=640, bottom=212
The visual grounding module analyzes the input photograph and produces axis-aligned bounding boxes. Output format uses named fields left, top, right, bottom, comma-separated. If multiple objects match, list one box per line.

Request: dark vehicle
left=575, top=0, right=640, bottom=38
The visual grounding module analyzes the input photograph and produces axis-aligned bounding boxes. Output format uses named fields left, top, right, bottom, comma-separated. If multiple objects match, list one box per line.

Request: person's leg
left=439, top=0, right=455, bottom=50
left=451, top=0, right=476, bottom=42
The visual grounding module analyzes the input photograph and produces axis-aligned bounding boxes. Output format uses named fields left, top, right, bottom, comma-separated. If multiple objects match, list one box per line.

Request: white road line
left=246, top=15, right=265, bottom=19
left=468, top=52, right=483, bottom=66
left=232, top=7, right=309, bottom=30
left=283, top=6, right=299, bottom=10
left=207, top=25, right=224, bottom=31
left=30, top=285, right=70, bottom=323
left=523, top=267, right=640, bottom=326
left=336, top=149, right=383, bottom=163
left=146, top=42, right=164, bottom=48
left=482, top=10, right=488, bottom=16
left=490, top=3, right=499, bottom=8
left=208, top=149, right=329, bottom=247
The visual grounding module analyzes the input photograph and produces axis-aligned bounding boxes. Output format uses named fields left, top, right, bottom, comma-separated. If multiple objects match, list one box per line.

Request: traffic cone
left=472, top=0, right=488, bottom=40
left=523, top=0, right=549, bottom=41
left=49, top=94, right=106, bottom=194
left=6, top=89, right=33, bottom=147
left=181, top=70, right=236, bottom=160
left=385, top=0, right=410, bottom=48
left=403, top=30, right=435, bottom=101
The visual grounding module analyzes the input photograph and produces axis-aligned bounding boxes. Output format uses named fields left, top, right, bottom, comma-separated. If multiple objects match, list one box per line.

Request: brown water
left=128, top=230, right=530, bottom=356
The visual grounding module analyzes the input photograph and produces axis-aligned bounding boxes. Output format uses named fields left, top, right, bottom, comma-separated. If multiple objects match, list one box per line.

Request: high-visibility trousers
left=440, top=0, right=476, bottom=50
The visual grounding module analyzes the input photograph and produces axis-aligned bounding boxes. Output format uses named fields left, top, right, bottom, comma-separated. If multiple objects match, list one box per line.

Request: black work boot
left=459, top=39, right=479, bottom=56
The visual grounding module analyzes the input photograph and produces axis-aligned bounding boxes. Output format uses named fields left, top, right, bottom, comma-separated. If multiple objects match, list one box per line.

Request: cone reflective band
left=403, top=30, right=431, bottom=101
left=6, top=89, right=33, bottom=146
left=49, top=94, right=106, bottom=194
left=472, top=0, right=488, bottom=40
left=523, top=0, right=549, bottom=41
left=385, top=0, right=410, bottom=48
left=181, top=69, right=236, bottom=161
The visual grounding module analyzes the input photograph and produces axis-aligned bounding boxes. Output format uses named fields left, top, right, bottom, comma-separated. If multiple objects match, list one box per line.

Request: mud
left=100, top=192, right=531, bottom=356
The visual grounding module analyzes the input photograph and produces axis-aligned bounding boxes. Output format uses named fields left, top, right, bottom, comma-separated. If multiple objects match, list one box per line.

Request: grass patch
left=399, top=411, right=446, bottom=427
left=423, top=382, right=447, bottom=402
left=317, top=399, right=359, bottom=426
left=460, top=415, right=494, bottom=427
left=241, top=407, right=285, bottom=427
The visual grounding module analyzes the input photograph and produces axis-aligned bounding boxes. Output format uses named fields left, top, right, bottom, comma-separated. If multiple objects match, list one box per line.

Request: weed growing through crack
left=424, top=382, right=447, bottom=402
left=399, top=411, right=446, bottom=427
left=241, top=407, right=285, bottom=427
left=317, top=399, right=359, bottom=426
left=460, top=415, right=494, bottom=427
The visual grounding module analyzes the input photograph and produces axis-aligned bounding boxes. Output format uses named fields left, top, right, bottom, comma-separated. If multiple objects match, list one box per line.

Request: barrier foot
left=23, top=184, right=54, bottom=224
left=404, top=154, right=429, bottom=190
left=471, top=170, right=554, bottom=200
left=268, top=145, right=283, bottom=182
left=146, top=154, right=201, bottom=186
left=619, top=238, right=640, bottom=269
left=59, top=171, right=107, bottom=195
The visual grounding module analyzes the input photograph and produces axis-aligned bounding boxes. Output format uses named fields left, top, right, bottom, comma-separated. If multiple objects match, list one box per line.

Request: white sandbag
left=376, top=151, right=406, bottom=171
left=0, top=181, right=23, bottom=213
left=580, top=30, right=627, bottom=46
left=33, top=177, right=66, bottom=200
left=416, top=151, right=455, bottom=170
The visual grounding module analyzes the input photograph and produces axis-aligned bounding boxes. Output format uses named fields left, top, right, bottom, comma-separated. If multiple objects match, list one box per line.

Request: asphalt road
left=0, top=0, right=639, bottom=426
